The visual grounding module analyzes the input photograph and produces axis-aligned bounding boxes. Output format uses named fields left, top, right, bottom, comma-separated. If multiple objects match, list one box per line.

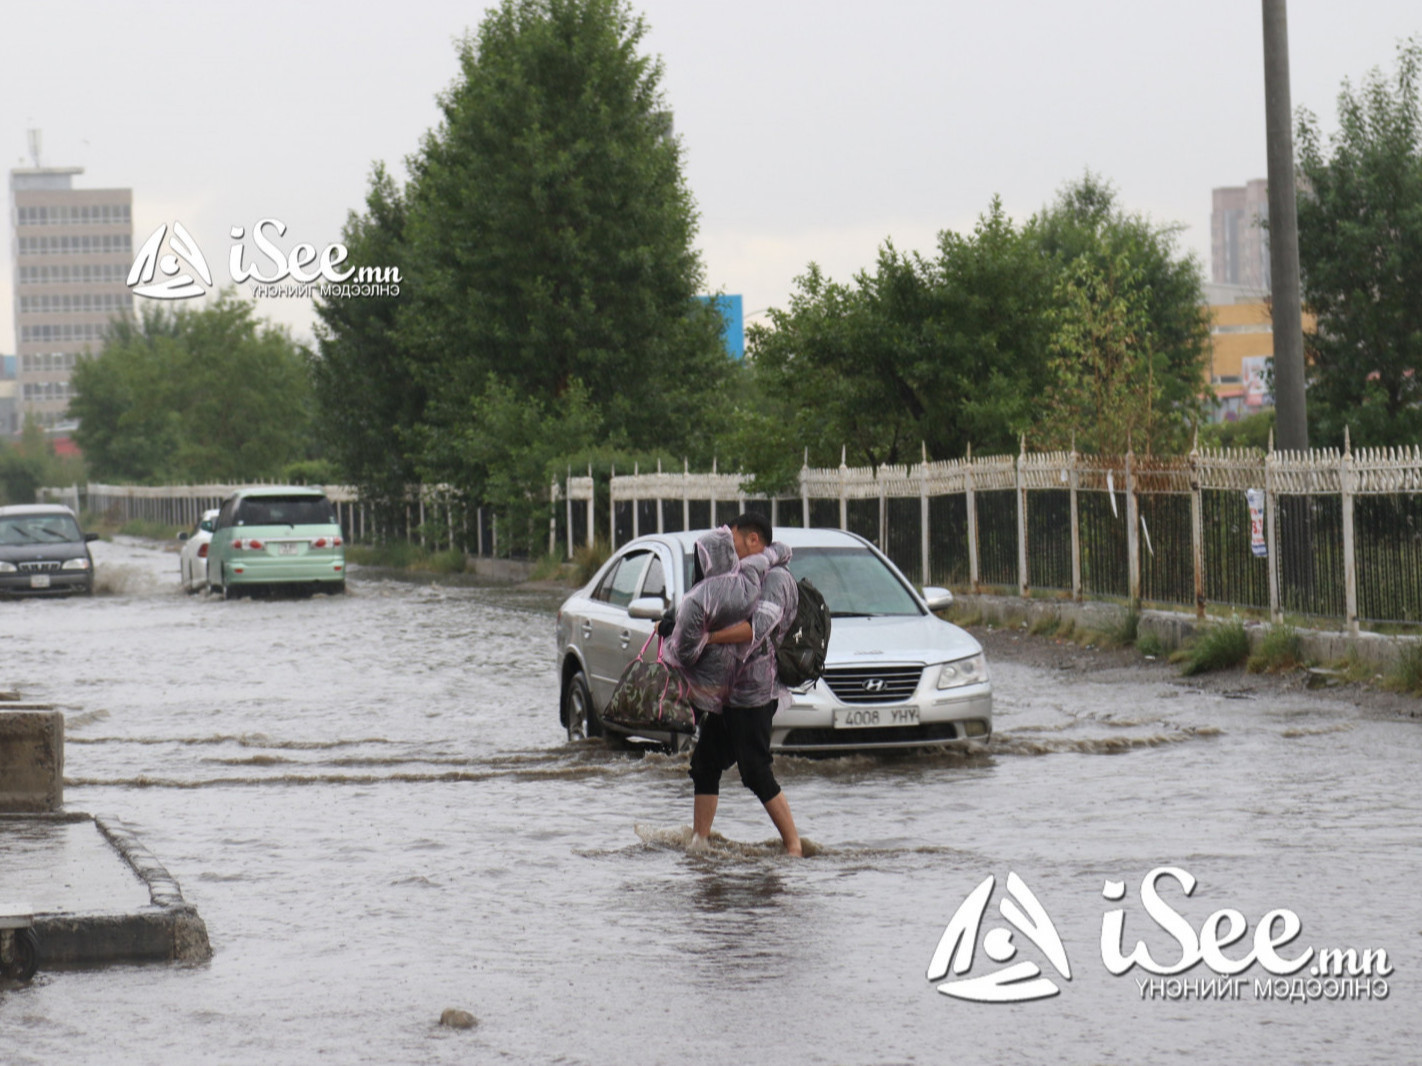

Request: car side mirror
left=627, top=596, right=666, bottom=620
left=178, top=531, right=189, bottom=541
left=84, top=532, right=100, bottom=543
left=921, top=586, right=954, bottom=611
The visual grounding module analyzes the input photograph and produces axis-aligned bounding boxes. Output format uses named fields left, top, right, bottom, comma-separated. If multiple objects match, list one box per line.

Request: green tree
left=397, top=0, right=730, bottom=498
left=1297, top=39, right=1422, bottom=446
left=732, top=178, right=1208, bottom=487
left=71, top=295, right=314, bottom=482
left=1028, top=174, right=1210, bottom=454
left=312, top=164, right=421, bottom=501
left=0, top=419, right=85, bottom=504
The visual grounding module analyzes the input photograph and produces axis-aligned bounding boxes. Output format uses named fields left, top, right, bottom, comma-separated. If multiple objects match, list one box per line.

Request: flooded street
left=3, top=537, right=1420, bottom=1064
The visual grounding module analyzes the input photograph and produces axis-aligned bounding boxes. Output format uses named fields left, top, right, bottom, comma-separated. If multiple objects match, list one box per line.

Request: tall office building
left=9, top=136, right=134, bottom=432
left=1211, top=179, right=1270, bottom=291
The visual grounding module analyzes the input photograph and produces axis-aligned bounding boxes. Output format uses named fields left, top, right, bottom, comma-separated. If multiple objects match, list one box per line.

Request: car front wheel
left=564, top=669, right=601, bottom=741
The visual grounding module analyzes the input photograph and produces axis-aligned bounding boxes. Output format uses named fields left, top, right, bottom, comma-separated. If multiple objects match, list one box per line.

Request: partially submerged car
left=178, top=508, right=219, bottom=593
left=555, top=527, right=991, bottom=753
left=206, top=487, right=345, bottom=599
left=0, top=504, right=98, bottom=597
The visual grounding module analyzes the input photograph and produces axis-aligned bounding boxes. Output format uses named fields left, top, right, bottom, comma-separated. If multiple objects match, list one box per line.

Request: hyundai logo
left=863, top=678, right=886, bottom=692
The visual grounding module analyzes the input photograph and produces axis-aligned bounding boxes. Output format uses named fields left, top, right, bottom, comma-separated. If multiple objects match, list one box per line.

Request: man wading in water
left=663, top=514, right=802, bottom=857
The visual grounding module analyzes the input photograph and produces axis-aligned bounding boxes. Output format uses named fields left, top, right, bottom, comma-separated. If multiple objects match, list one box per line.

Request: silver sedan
left=555, top=527, right=992, bottom=753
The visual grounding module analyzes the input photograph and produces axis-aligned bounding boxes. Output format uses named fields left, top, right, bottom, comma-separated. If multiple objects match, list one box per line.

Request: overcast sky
left=3, top=0, right=1419, bottom=351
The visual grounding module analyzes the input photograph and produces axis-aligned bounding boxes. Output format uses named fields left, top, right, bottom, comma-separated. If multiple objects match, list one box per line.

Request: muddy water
left=2, top=537, right=1419, bottom=1064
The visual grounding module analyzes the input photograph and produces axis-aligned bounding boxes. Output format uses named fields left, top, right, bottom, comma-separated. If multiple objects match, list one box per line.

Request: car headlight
left=0, top=561, right=15, bottom=572
left=935, top=653, right=987, bottom=689
left=61, top=557, right=91, bottom=571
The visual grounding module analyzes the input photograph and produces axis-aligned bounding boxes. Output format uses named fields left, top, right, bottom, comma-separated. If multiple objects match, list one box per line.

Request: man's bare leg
left=692, top=794, right=718, bottom=848
left=763, top=792, right=802, bottom=857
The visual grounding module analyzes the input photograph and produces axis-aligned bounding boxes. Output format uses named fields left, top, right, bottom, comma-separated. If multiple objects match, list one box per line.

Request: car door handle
left=618, top=629, right=631, bottom=649
left=581, top=620, right=592, bottom=638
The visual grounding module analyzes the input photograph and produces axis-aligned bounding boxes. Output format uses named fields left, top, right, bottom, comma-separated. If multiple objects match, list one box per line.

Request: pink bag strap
left=639, top=630, right=657, bottom=661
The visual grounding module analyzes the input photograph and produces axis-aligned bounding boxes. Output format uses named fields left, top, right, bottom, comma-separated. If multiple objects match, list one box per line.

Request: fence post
left=1341, top=429, right=1358, bottom=636
left=1069, top=448, right=1082, bottom=601
left=919, top=443, right=930, bottom=586
left=709, top=458, right=717, bottom=528
left=656, top=459, right=665, bottom=534
left=800, top=451, right=810, bottom=530
left=588, top=464, right=596, bottom=549
left=566, top=468, right=574, bottom=559
left=878, top=473, right=887, bottom=553
left=683, top=458, right=690, bottom=533
left=1190, top=443, right=1205, bottom=620
left=631, top=462, right=640, bottom=541
left=610, top=464, right=617, bottom=548
left=838, top=446, right=848, bottom=531
left=965, top=444, right=979, bottom=591
left=1126, top=450, right=1140, bottom=605
left=477, top=506, right=484, bottom=557
left=1016, top=437, right=1029, bottom=599
left=1266, top=436, right=1281, bottom=623
left=548, top=482, right=557, bottom=559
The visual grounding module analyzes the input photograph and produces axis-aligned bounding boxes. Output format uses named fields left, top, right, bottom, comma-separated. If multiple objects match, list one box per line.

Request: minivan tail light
left=198, top=543, right=208, bottom=559
left=312, top=537, right=327, bottom=548
left=231, top=539, right=243, bottom=550
left=248, top=539, right=265, bottom=551
left=334, top=536, right=343, bottom=547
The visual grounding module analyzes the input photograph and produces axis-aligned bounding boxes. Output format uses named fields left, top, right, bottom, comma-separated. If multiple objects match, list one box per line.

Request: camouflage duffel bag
left=602, top=634, right=698, bottom=735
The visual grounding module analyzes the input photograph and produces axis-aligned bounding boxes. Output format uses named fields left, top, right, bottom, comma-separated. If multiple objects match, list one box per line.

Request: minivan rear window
left=235, top=496, right=336, bottom=526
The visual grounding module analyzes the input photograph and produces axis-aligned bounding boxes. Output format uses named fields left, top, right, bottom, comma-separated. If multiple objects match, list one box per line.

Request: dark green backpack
left=777, top=578, right=831, bottom=687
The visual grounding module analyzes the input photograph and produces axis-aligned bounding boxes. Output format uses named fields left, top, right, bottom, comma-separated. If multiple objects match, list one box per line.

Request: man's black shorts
left=689, top=700, right=780, bottom=803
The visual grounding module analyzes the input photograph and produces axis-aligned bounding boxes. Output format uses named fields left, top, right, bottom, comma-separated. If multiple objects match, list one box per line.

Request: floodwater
left=1, top=537, right=1419, bottom=1064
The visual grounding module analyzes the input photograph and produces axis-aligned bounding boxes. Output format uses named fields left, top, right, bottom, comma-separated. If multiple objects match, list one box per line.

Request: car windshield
left=235, top=496, right=336, bottom=526
left=787, top=547, right=923, bottom=617
left=0, top=514, right=82, bottom=545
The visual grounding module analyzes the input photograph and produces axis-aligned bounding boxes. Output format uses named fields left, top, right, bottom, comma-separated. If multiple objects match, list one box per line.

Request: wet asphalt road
left=1, top=536, right=1419, bottom=1064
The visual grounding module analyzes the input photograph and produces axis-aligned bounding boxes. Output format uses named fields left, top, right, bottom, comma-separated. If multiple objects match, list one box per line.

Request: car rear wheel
left=564, top=669, right=601, bottom=741
left=665, top=731, right=694, bottom=755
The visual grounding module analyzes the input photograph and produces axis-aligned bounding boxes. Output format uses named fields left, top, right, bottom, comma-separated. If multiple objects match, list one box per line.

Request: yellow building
left=1203, top=286, right=1313, bottom=422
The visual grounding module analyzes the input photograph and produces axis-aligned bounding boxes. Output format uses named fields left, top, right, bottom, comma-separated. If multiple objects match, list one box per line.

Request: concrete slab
left=0, top=812, right=210, bottom=970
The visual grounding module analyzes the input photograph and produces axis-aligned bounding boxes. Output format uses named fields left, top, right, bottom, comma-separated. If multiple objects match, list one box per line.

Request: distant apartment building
left=1202, top=282, right=1313, bottom=423
left=1211, top=179, right=1270, bottom=291
left=9, top=158, right=134, bottom=432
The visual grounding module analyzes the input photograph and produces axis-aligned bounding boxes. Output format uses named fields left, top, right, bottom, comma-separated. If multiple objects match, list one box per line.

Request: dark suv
left=0, top=504, right=99, bottom=596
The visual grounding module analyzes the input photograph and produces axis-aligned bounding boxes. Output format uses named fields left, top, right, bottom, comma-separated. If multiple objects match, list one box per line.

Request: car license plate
left=833, top=706, right=920, bottom=729
left=29, top=574, right=51, bottom=589
left=277, top=542, right=300, bottom=556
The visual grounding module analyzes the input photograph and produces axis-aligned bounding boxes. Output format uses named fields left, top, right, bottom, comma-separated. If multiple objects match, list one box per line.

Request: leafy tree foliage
left=314, top=0, right=731, bottom=544
left=1030, top=174, right=1210, bottom=454
left=0, top=420, right=85, bottom=504
left=1297, top=39, right=1422, bottom=446
left=734, top=178, right=1208, bottom=486
left=71, top=296, right=313, bottom=483
left=312, top=165, right=421, bottom=500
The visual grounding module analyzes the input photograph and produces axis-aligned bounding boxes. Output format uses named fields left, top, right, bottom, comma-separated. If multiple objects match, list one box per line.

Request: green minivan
left=207, top=487, right=345, bottom=598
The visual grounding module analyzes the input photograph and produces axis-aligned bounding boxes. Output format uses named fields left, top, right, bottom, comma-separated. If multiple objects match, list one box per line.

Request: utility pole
left=1262, top=0, right=1309, bottom=451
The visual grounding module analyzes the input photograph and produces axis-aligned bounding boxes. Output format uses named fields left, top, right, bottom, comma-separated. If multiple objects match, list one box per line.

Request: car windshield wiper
left=831, top=611, right=876, bottom=618
left=34, top=528, right=74, bottom=541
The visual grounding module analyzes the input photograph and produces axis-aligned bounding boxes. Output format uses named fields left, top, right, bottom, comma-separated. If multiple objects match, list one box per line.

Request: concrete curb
left=951, top=594, right=1421, bottom=669
left=3, top=811, right=211, bottom=968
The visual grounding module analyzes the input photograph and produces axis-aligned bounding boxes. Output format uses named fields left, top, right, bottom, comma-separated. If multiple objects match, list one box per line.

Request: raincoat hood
left=695, top=527, right=738, bottom=582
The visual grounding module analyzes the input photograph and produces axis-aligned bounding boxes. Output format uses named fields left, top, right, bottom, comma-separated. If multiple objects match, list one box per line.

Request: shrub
left=1137, top=632, right=1164, bottom=658
left=1382, top=643, right=1422, bottom=696
left=1178, top=620, right=1250, bottom=676
left=1247, top=624, right=1305, bottom=673
left=572, top=540, right=611, bottom=585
